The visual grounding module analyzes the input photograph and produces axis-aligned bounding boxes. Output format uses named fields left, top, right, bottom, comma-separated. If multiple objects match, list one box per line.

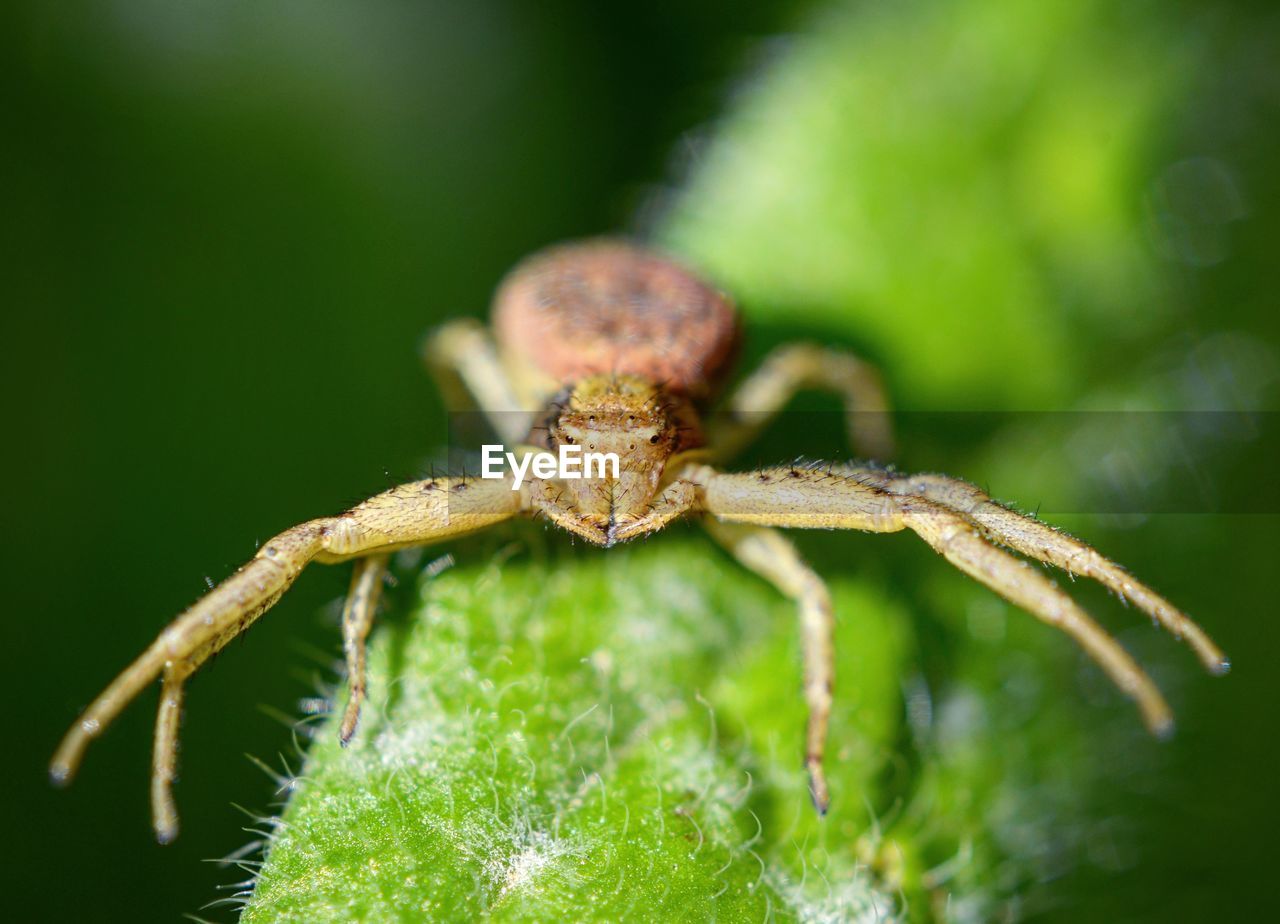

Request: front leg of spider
left=882, top=473, right=1228, bottom=674
left=51, top=476, right=521, bottom=842
left=698, top=465, right=1228, bottom=739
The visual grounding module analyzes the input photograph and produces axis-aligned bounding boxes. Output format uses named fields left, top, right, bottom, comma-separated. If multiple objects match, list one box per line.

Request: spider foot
left=806, top=755, right=831, bottom=816
left=339, top=691, right=364, bottom=747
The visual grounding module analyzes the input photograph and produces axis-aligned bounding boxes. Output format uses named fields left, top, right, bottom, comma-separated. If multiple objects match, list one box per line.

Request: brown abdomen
left=492, top=240, right=740, bottom=398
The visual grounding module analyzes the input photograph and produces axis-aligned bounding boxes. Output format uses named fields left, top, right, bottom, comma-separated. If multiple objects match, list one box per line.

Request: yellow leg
left=151, top=665, right=191, bottom=844
left=904, top=502, right=1174, bottom=735
left=703, top=517, right=836, bottom=813
left=51, top=475, right=520, bottom=841
left=339, top=553, right=390, bottom=744
left=886, top=473, right=1228, bottom=674
left=708, top=342, right=895, bottom=462
left=50, top=518, right=331, bottom=793
left=424, top=318, right=533, bottom=445
left=698, top=465, right=1181, bottom=736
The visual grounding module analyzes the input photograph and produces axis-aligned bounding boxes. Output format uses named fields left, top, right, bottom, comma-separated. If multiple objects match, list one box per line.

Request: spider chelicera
left=51, top=239, right=1228, bottom=842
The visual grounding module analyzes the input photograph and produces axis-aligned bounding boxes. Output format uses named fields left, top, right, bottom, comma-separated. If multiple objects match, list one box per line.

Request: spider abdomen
left=492, top=240, right=740, bottom=398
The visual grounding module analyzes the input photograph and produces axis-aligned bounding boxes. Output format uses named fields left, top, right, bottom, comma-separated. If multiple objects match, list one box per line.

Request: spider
left=51, top=239, right=1228, bottom=843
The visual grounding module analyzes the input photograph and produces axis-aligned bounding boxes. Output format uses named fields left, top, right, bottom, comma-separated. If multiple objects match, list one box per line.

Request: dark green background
left=3, top=2, right=1276, bottom=921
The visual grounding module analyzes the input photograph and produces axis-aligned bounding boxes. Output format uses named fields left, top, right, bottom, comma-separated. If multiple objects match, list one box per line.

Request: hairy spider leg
left=904, top=502, right=1174, bottom=734
left=703, top=518, right=836, bottom=813
left=51, top=476, right=519, bottom=841
left=151, top=663, right=192, bottom=843
left=424, top=318, right=535, bottom=445
left=698, top=466, right=1178, bottom=737
left=340, top=553, right=390, bottom=745
left=885, top=473, right=1228, bottom=675
left=707, top=342, right=895, bottom=463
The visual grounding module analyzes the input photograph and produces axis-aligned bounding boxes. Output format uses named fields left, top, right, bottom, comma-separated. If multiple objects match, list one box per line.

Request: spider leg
left=424, top=318, right=534, bottom=444
left=339, top=553, right=390, bottom=745
left=703, top=518, right=835, bottom=814
left=886, top=473, right=1228, bottom=675
left=50, top=519, right=332, bottom=793
left=608, top=478, right=699, bottom=545
left=699, top=467, right=1174, bottom=736
left=903, top=501, right=1174, bottom=735
left=151, top=664, right=191, bottom=843
left=706, top=342, right=895, bottom=462
left=51, top=475, right=520, bottom=841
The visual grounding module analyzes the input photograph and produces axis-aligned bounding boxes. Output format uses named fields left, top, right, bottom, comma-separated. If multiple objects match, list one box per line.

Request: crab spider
left=51, top=239, right=1228, bottom=842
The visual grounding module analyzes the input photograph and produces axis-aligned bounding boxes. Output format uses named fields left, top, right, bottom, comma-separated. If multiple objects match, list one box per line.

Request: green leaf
left=245, top=528, right=1124, bottom=923
left=244, top=537, right=910, bottom=921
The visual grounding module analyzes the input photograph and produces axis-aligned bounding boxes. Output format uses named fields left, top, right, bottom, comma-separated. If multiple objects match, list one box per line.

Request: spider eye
left=563, top=434, right=575, bottom=444
left=649, top=434, right=661, bottom=444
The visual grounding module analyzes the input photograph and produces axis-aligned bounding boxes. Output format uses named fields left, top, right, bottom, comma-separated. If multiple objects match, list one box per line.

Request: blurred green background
left=3, top=1, right=1277, bottom=921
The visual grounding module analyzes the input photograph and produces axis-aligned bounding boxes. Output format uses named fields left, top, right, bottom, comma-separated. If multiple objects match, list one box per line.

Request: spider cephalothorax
left=52, top=238, right=1227, bottom=842
left=528, top=374, right=703, bottom=545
